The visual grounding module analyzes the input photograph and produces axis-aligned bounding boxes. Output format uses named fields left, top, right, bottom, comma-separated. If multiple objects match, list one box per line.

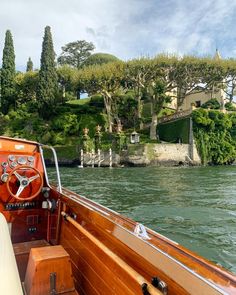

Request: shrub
left=201, top=98, right=221, bottom=110
left=225, top=102, right=236, bottom=111
left=89, top=95, right=104, bottom=108
left=51, top=114, right=79, bottom=135
left=192, top=109, right=236, bottom=165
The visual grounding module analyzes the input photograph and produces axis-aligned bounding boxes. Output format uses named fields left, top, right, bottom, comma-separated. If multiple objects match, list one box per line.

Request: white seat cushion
left=0, top=213, right=23, bottom=295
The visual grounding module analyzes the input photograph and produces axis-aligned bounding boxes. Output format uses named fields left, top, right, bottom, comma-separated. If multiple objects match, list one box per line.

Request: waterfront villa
left=167, top=50, right=229, bottom=112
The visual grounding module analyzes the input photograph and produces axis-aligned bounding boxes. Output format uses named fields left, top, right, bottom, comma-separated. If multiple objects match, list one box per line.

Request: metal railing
left=39, top=145, right=62, bottom=193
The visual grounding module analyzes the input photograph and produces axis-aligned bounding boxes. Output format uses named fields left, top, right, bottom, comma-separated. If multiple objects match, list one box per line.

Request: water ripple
left=48, top=165, right=236, bottom=274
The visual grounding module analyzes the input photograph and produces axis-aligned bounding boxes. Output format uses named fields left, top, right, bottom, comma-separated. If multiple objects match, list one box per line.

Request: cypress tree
left=1, top=30, right=16, bottom=114
left=26, top=57, right=33, bottom=72
left=37, top=26, right=58, bottom=116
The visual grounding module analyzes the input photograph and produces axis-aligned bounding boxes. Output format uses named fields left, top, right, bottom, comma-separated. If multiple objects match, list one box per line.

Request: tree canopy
left=58, top=40, right=95, bottom=69
left=1, top=30, right=16, bottom=114
left=2, top=29, right=236, bottom=146
left=84, top=53, right=119, bottom=67
left=37, top=26, right=58, bottom=117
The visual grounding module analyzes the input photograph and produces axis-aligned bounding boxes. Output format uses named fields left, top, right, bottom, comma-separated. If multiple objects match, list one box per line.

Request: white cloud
left=0, top=0, right=236, bottom=70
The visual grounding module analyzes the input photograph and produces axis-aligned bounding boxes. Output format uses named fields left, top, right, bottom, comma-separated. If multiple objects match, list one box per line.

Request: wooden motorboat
left=0, top=136, right=235, bottom=295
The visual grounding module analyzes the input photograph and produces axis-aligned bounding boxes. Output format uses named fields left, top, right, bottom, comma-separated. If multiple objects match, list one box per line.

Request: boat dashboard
left=0, top=137, right=54, bottom=243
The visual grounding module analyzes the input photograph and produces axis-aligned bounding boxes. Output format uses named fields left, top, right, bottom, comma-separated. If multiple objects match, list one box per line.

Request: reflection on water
left=48, top=165, right=236, bottom=273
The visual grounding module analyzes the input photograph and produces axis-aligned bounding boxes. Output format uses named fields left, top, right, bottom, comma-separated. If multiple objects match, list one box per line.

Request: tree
left=57, top=65, right=78, bottom=103
left=1, top=30, right=16, bottom=114
left=84, top=53, right=119, bottom=67
left=37, top=26, right=58, bottom=117
left=124, top=58, right=155, bottom=130
left=26, top=57, right=33, bottom=72
left=15, top=71, right=38, bottom=105
left=77, top=61, right=125, bottom=132
left=147, top=80, right=171, bottom=139
left=58, top=40, right=95, bottom=69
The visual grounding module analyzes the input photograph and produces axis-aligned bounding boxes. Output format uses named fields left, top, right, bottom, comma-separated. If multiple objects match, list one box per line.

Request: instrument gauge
left=28, top=156, right=35, bottom=162
left=1, top=162, right=8, bottom=168
left=17, top=156, right=27, bottom=165
left=10, top=162, right=18, bottom=169
left=8, top=155, right=16, bottom=162
left=1, top=173, right=9, bottom=183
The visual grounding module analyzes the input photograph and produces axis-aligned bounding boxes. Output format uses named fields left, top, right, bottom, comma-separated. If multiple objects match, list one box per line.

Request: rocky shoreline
left=45, top=143, right=201, bottom=167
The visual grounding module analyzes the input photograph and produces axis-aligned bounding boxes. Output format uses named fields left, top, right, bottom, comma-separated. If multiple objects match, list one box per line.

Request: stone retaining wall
left=121, top=143, right=201, bottom=166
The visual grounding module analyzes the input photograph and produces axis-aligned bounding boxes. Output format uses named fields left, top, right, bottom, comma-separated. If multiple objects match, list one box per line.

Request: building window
left=195, top=100, right=201, bottom=107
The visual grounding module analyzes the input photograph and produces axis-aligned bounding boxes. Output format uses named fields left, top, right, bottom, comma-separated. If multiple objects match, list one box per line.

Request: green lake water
left=48, top=166, right=236, bottom=274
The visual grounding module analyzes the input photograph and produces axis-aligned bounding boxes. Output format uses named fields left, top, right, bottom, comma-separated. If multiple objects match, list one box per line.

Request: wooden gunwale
left=58, top=187, right=236, bottom=294
left=61, top=220, right=153, bottom=295
left=61, top=211, right=162, bottom=295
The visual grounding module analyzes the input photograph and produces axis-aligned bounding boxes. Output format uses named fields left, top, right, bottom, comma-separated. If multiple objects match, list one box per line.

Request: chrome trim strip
left=64, top=192, right=110, bottom=216
left=147, top=227, right=179, bottom=245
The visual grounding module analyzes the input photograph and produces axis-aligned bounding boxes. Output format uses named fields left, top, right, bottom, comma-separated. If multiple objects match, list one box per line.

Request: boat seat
left=0, top=213, right=23, bottom=295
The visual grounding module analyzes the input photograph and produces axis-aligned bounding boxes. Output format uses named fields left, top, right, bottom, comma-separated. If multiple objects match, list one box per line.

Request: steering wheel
left=6, top=165, right=43, bottom=201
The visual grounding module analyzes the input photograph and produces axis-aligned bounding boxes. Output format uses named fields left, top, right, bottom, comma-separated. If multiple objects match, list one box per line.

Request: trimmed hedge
left=157, top=117, right=190, bottom=144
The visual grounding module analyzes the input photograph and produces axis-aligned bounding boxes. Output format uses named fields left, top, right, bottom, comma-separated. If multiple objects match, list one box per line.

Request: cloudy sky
left=1, top=0, right=236, bottom=70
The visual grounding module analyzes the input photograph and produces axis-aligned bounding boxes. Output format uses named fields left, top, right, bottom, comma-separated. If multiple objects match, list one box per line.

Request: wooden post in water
left=188, top=117, right=194, bottom=162
left=109, top=148, right=112, bottom=168
left=92, top=149, right=95, bottom=168
left=98, top=149, right=101, bottom=167
left=80, top=149, right=84, bottom=168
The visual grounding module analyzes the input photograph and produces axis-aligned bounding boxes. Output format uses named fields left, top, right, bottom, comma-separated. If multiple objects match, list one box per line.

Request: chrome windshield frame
left=39, top=144, right=62, bottom=193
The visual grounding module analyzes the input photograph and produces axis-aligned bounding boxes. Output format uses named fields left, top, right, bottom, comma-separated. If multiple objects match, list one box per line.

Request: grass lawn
left=66, top=98, right=91, bottom=105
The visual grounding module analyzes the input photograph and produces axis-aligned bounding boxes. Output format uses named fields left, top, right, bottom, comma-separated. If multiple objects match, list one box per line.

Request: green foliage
left=84, top=53, right=119, bottom=67
left=157, top=108, right=175, bottom=118
left=228, top=113, right=236, bottom=140
left=44, top=145, right=78, bottom=160
left=57, top=65, right=78, bottom=101
left=67, top=97, right=91, bottom=105
left=37, top=26, right=58, bottom=117
left=51, top=113, right=79, bottom=135
left=192, top=108, right=214, bottom=129
left=14, top=71, right=38, bottom=104
left=58, top=40, right=95, bottom=69
left=116, top=92, right=138, bottom=128
left=201, top=98, right=221, bottom=110
left=1, top=104, right=45, bottom=140
left=225, top=102, right=236, bottom=111
left=89, top=95, right=104, bottom=108
left=192, top=109, right=236, bottom=165
left=158, top=118, right=190, bottom=144
left=0, top=113, right=9, bottom=135
left=77, top=61, right=125, bottom=132
left=4, top=40, right=236, bottom=159
left=78, top=114, right=107, bottom=137
left=1, top=30, right=16, bottom=114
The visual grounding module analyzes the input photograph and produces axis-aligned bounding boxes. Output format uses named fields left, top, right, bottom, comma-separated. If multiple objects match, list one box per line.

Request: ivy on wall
left=192, top=109, right=236, bottom=165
